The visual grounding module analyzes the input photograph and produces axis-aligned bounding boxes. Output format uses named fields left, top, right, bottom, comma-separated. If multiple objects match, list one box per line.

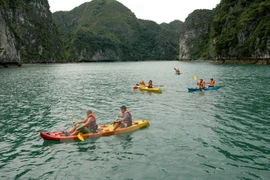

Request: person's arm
left=122, top=113, right=130, bottom=122
left=77, top=117, right=91, bottom=129
left=84, top=117, right=92, bottom=127
left=74, top=117, right=87, bottom=126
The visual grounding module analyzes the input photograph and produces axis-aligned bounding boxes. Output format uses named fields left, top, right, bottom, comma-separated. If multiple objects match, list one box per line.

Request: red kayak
left=40, top=120, right=150, bottom=141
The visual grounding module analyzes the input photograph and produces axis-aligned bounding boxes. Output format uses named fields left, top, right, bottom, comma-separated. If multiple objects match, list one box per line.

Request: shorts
left=77, top=123, right=96, bottom=133
left=120, top=122, right=128, bottom=128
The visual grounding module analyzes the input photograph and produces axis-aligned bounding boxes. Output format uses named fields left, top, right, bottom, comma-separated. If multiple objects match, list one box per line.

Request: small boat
left=188, top=86, right=220, bottom=92
left=40, top=120, right=150, bottom=141
left=139, top=85, right=162, bottom=93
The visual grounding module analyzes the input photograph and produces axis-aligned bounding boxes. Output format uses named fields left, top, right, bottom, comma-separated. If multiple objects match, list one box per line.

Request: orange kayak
left=40, top=120, right=150, bottom=141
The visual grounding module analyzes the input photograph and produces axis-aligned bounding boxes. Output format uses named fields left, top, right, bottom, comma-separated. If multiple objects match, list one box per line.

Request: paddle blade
left=77, top=133, right=84, bottom=141
left=72, top=117, right=75, bottom=124
left=193, top=75, right=198, bottom=81
left=133, top=86, right=138, bottom=90
left=108, top=124, right=114, bottom=131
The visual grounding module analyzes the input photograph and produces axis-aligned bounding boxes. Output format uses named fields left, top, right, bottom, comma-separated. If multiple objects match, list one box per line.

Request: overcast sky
left=48, top=0, right=220, bottom=23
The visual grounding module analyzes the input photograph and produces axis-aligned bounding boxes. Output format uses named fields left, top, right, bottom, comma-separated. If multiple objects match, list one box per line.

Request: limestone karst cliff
left=0, top=0, right=64, bottom=64
left=179, top=0, right=270, bottom=64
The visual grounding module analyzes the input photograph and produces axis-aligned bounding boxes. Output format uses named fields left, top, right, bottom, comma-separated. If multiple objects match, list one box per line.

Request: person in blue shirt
left=113, top=106, right=132, bottom=130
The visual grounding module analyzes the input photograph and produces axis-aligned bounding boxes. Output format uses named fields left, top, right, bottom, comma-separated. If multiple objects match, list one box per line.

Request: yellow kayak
left=139, top=85, right=162, bottom=93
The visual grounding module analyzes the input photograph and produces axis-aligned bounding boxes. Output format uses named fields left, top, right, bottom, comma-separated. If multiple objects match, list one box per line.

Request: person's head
left=200, top=79, right=203, bottom=82
left=86, top=110, right=92, bottom=116
left=149, top=80, right=152, bottom=83
left=120, top=106, right=127, bottom=113
left=211, top=78, right=213, bottom=81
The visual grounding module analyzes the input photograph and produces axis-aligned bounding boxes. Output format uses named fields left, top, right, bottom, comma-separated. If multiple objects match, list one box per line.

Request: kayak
left=188, top=86, right=220, bottom=92
left=139, top=85, right=162, bottom=93
left=40, top=120, right=150, bottom=141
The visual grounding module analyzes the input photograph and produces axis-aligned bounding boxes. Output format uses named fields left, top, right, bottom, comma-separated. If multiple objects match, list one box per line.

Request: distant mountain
left=53, top=0, right=182, bottom=61
left=161, top=20, right=184, bottom=31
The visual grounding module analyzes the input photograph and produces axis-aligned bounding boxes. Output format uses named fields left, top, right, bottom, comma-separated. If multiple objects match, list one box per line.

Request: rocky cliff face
left=0, top=4, right=20, bottom=63
left=210, top=0, right=270, bottom=60
left=179, top=10, right=214, bottom=60
left=0, top=0, right=64, bottom=64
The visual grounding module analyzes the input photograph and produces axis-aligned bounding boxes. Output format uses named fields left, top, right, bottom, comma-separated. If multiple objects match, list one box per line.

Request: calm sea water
left=0, top=61, right=269, bottom=180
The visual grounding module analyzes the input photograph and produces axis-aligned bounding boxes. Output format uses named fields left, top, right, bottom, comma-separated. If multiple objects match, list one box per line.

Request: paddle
left=107, top=115, right=122, bottom=131
left=108, top=124, right=114, bottom=131
left=154, top=85, right=164, bottom=87
left=72, top=117, right=84, bottom=141
left=133, top=86, right=139, bottom=90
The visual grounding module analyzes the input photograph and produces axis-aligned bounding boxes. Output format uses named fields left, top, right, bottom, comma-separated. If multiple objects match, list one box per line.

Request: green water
left=0, top=61, right=269, bottom=180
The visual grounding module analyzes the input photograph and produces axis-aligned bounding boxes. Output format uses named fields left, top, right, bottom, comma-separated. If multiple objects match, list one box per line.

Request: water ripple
left=0, top=62, right=270, bottom=179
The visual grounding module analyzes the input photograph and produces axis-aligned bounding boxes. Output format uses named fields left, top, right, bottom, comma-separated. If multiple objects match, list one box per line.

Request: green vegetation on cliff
left=210, top=0, right=270, bottom=59
left=179, top=9, right=215, bottom=60
left=53, top=0, right=181, bottom=61
left=0, top=0, right=64, bottom=63
left=179, top=0, right=270, bottom=61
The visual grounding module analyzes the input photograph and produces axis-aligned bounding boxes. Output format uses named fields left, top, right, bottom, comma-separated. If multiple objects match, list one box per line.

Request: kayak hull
left=139, top=85, right=162, bottom=93
left=40, top=120, right=150, bottom=141
left=188, top=86, right=220, bottom=92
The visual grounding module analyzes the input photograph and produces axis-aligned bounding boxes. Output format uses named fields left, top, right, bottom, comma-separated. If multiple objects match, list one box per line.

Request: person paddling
left=208, top=78, right=215, bottom=87
left=148, top=80, right=153, bottom=88
left=67, top=110, right=98, bottom=136
left=175, top=68, right=180, bottom=73
left=197, top=79, right=205, bottom=89
left=113, top=106, right=132, bottom=131
left=139, top=80, right=145, bottom=86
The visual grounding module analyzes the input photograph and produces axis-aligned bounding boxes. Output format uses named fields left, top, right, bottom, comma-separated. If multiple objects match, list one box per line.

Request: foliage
left=0, top=0, right=65, bottom=62
left=210, top=0, right=270, bottom=58
left=53, top=0, right=181, bottom=61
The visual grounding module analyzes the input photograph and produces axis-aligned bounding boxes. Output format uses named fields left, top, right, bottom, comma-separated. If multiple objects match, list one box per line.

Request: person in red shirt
left=148, top=80, right=153, bottom=88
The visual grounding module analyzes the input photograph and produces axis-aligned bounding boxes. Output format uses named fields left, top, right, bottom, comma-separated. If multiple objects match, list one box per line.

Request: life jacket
left=209, top=80, right=215, bottom=86
left=123, top=110, right=132, bottom=127
left=199, top=81, right=205, bottom=88
left=87, top=113, right=97, bottom=132
left=148, top=82, right=153, bottom=88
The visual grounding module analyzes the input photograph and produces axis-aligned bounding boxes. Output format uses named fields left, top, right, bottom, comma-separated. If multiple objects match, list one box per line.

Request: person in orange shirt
left=197, top=79, right=205, bottom=89
left=208, top=78, right=215, bottom=87
left=139, top=80, right=145, bottom=86
left=148, top=80, right=153, bottom=88
left=113, top=106, right=132, bottom=130
left=67, top=110, right=98, bottom=135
